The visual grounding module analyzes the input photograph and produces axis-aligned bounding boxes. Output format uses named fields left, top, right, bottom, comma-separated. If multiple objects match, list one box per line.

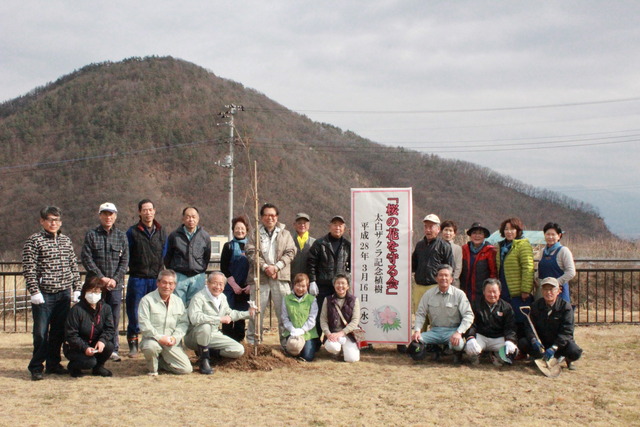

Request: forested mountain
left=0, top=56, right=611, bottom=259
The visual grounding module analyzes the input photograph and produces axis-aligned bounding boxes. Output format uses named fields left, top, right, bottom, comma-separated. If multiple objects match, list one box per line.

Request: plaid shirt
left=22, top=230, right=82, bottom=295
left=81, top=225, right=129, bottom=289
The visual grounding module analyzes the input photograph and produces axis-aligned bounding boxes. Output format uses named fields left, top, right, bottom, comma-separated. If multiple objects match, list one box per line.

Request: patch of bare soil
left=215, top=342, right=300, bottom=372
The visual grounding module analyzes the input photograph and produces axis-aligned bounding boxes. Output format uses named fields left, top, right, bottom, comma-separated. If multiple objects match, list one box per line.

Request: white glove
left=72, top=290, right=81, bottom=303
left=309, top=281, right=319, bottom=296
left=31, top=293, right=45, bottom=305
left=465, top=337, right=482, bottom=355
left=291, top=328, right=305, bottom=337
left=504, top=340, right=518, bottom=355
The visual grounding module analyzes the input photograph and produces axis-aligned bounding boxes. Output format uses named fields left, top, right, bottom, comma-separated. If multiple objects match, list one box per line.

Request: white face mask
left=85, top=292, right=102, bottom=304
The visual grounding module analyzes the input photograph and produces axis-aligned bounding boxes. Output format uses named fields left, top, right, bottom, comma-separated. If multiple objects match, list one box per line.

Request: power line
left=246, top=96, right=640, bottom=115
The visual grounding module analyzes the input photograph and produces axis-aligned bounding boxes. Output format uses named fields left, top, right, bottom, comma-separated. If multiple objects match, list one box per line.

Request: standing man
left=138, top=270, right=192, bottom=375
left=246, top=203, right=296, bottom=346
left=125, top=199, right=167, bottom=358
left=81, top=202, right=129, bottom=361
left=164, top=207, right=211, bottom=307
left=411, top=214, right=454, bottom=314
left=307, top=215, right=351, bottom=338
left=23, top=206, right=83, bottom=380
left=411, top=265, right=474, bottom=364
left=290, top=212, right=315, bottom=278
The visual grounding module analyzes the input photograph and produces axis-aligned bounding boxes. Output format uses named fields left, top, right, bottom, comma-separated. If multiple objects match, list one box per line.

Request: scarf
left=296, top=231, right=309, bottom=250
left=469, top=241, right=487, bottom=254
left=543, top=242, right=562, bottom=257
left=229, top=237, right=247, bottom=262
left=500, top=240, right=513, bottom=262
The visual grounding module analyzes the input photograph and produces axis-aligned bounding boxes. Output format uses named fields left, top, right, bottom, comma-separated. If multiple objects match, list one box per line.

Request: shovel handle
left=519, top=305, right=543, bottom=348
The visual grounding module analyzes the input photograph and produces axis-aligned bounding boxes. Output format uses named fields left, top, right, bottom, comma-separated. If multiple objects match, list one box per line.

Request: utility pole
left=217, top=104, right=244, bottom=239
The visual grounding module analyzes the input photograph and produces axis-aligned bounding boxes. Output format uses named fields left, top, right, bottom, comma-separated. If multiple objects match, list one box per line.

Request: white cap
left=99, top=202, right=118, bottom=214
left=422, top=214, right=440, bottom=224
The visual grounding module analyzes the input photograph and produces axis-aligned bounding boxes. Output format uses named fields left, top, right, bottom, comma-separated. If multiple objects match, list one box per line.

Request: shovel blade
left=534, top=359, right=562, bottom=378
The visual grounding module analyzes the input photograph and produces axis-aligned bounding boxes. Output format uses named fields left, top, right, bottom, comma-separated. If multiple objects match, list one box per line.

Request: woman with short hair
left=441, top=220, right=463, bottom=288
left=537, top=222, right=576, bottom=304
left=495, top=217, right=534, bottom=338
left=64, top=277, right=115, bottom=377
left=220, top=215, right=251, bottom=342
left=281, top=273, right=319, bottom=361
left=320, top=274, right=361, bottom=363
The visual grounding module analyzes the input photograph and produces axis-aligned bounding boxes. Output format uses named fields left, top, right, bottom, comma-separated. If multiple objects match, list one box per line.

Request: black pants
left=63, top=341, right=114, bottom=371
left=518, top=337, right=583, bottom=361
left=221, top=320, right=246, bottom=342
left=29, top=289, right=70, bottom=373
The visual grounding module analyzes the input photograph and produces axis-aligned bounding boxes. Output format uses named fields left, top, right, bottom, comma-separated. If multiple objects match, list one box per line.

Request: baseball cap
left=99, top=202, right=118, bottom=214
left=330, top=215, right=345, bottom=224
left=422, top=214, right=440, bottom=224
left=540, top=277, right=559, bottom=288
left=295, top=213, right=310, bottom=221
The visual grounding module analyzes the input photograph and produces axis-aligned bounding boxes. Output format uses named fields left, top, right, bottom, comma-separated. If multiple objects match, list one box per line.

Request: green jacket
left=496, top=238, right=534, bottom=296
left=139, top=290, right=189, bottom=343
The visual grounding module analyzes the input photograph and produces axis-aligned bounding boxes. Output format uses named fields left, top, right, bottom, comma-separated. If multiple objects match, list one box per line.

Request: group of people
left=409, top=214, right=582, bottom=369
left=22, top=199, right=582, bottom=380
left=22, top=201, right=356, bottom=379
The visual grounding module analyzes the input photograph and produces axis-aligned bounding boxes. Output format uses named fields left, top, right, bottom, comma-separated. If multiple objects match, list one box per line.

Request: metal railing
left=1, top=262, right=221, bottom=332
left=3, top=262, right=639, bottom=332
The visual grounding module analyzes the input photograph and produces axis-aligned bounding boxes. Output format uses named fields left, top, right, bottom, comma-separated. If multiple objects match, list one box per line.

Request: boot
left=198, top=346, right=213, bottom=375
left=128, top=336, right=139, bottom=358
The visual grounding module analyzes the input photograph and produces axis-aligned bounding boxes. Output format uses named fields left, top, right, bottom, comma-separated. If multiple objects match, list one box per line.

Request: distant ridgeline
left=0, top=56, right=611, bottom=259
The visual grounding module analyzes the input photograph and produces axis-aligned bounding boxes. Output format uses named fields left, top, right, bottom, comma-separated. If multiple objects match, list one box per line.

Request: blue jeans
left=174, top=272, right=206, bottom=307
left=420, top=327, right=465, bottom=351
left=126, top=277, right=157, bottom=338
left=29, top=289, right=71, bottom=373
left=104, top=289, right=122, bottom=352
left=299, top=338, right=319, bottom=362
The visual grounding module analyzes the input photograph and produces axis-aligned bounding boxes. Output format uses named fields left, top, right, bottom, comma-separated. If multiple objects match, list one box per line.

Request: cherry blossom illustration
left=373, top=305, right=401, bottom=332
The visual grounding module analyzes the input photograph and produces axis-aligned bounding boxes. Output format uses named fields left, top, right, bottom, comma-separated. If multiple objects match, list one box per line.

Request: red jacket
left=461, top=243, right=497, bottom=303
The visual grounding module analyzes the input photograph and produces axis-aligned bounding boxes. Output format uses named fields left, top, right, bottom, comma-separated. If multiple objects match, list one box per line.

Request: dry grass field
left=1, top=325, right=638, bottom=426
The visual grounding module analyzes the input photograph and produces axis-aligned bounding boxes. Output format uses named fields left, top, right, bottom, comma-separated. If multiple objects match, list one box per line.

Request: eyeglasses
left=44, top=218, right=62, bottom=224
left=262, top=214, right=277, bottom=218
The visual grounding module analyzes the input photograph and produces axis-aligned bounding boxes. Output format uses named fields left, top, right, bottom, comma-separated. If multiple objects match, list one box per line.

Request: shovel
left=520, top=306, right=562, bottom=378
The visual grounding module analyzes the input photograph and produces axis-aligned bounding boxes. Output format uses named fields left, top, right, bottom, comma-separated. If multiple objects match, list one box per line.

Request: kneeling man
left=519, top=277, right=582, bottom=370
left=465, top=278, right=518, bottom=365
left=139, top=270, right=192, bottom=375
left=185, top=272, right=256, bottom=375
left=411, top=265, right=474, bottom=363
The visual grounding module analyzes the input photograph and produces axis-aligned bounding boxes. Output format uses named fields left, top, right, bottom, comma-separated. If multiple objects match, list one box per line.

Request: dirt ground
left=1, top=325, right=638, bottom=426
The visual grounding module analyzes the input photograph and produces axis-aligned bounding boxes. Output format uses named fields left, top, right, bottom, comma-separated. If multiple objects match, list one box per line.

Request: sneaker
left=92, top=366, right=113, bottom=377
left=31, top=371, right=44, bottom=381
left=45, top=365, right=69, bottom=375
left=147, top=371, right=158, bottom=376
left=110, top=352, right=122, bottom=362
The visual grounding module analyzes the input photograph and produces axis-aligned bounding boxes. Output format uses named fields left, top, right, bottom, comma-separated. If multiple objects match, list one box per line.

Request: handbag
left=334, top=303, right=366, bottom=344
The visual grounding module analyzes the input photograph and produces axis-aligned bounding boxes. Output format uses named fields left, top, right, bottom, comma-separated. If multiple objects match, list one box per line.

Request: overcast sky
left=2, top=1, right=639, bottom=237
